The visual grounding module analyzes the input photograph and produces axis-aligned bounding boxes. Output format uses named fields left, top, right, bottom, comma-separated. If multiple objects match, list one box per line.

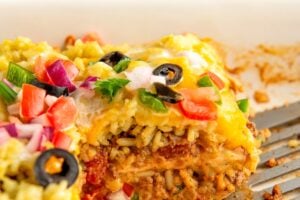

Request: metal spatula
left=226, top=101, right=300, bottom=200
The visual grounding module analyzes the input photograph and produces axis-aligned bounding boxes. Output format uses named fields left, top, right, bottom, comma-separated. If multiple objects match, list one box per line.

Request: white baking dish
left=1, top=0, right=300, bottom=46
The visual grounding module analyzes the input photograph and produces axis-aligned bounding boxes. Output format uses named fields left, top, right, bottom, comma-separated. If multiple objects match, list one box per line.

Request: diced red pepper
left=21, top=84, right=46, bottom=120
left=47, top=96, right=77, bottom=130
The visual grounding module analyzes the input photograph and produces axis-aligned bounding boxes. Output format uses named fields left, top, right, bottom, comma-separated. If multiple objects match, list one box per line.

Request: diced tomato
left=45, top=95, right=58, bottom=107
left=47, top=96, right=77, bottom=130
left=30, top=113, right=52, bottom=126
left=52, top=131, right=72, bottom=150
left=122, top=183, right=134, bottom=197
left=34, top=56, right=53, bottom=84
left=61, top=60, right=79, bottom=81
left=34, top=56, right=46, bottom=80
left=21, top=84, right=46, bottom=120
left=81, top=32, right=104, bottom=45
left=206, top=72, right=225, bottom=90
left=178, top=88, right=217, bottom=120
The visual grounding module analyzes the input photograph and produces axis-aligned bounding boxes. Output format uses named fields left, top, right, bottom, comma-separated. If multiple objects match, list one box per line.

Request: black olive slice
left=99, top=51, right=128, bottom=67
left=154, top=82, right=183, bottom=103
left=34, top=148, right=79, bottom=188
left=31, top=79, right=69, bottom=97
left=100, top=51, right=131, bottom=73
left=152, top=63, right=183, bottom=85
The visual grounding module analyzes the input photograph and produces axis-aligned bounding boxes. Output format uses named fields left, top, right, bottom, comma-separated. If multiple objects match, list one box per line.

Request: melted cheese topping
left=86, top=34, right=258, bottom=170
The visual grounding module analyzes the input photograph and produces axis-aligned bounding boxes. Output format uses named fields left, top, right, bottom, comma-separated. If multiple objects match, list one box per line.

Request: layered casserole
left=0, top=34, right=259, bottom=200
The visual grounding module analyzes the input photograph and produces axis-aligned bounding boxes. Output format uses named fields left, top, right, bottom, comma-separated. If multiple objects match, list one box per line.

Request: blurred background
left=1, top=0, right=300, bottom=46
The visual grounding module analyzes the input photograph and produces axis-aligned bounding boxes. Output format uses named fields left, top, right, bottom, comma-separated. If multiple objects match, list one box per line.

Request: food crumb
left=228, top=74, right=244, bottom=93
left=247, top=121, right=258, bottom=137
left=265, top=158, right=278, bottom=168
left=259, top=129, right=271, bottom=140
left=64, top=34, right=76, bottom=47
left=288, top=139, right=299, bottom=148
left=265, top=157, right=287, bottom=168
left=263, top=185, right=283, bottom=200
left=254, top=90, right=270, bottom=103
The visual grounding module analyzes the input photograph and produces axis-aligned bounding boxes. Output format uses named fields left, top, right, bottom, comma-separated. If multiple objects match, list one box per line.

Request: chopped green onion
left=237, top=98, right=249, bottom=113
left=197, top=75, right=214, bottom=87
left=6, top=62, right=36, bottom=87
left=138, top=88, right=168, bottom=113
left=94, top=78, right=130, bottom=101
left=131, top=193, right=139, bottom=200
left=113, top=57, right=131, bottom=73
left=0, top=81, right=17, bottom=104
